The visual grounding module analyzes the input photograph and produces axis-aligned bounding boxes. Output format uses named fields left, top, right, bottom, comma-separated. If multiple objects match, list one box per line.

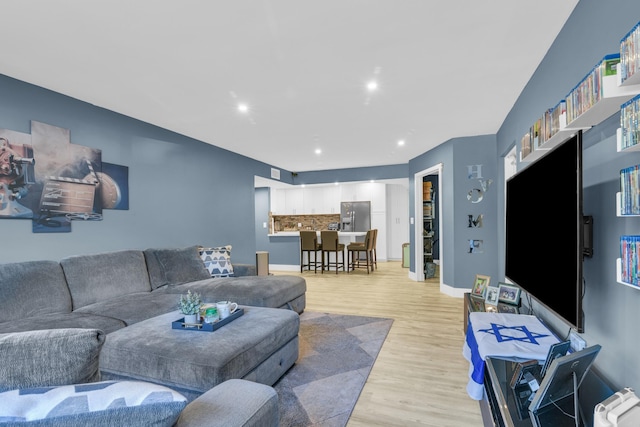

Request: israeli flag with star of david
left=462, top=312, right=559, bottom=400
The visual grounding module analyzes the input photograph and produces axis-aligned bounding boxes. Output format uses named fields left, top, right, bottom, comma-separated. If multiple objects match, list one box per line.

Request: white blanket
left=462, top=312, right=559, bottom=400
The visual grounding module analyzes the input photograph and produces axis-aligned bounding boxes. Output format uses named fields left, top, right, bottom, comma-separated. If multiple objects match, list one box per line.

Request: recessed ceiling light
left=237, top=103, right=249, bottom=114
left=397, top=139, right=406, bottom=146
left=366, top=80, right=378, bottom=92
left=315, top=148, right=322, bottom=155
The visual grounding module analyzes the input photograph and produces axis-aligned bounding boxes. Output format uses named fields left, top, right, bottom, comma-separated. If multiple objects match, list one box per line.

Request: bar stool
left=371, top=228, right=378, bottom=270
left=320, top=230, right=345, bottom=274
left=300, top=231, right=322, bottom=273
left=347, top=229, right=374, bottom=273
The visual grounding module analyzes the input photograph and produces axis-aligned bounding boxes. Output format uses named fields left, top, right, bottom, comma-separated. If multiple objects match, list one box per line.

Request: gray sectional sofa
left=0, top=245, right=305, bottom=335
left=0, top=245, right=307, bottom=426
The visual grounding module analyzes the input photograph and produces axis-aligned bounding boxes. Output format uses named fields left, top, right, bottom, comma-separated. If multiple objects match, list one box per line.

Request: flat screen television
left=505, top=131, right=591, bottom=333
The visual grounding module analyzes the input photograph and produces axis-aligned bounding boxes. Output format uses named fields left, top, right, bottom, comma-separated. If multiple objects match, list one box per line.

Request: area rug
left=274, top=311, right=393, bottom=427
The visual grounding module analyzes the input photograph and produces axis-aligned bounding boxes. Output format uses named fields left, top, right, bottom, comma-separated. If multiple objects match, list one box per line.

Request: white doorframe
left=413, top=163, right=443, bottom=284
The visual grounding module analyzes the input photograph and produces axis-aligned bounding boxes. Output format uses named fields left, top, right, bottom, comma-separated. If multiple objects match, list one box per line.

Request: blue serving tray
left=172, top=308, right=244, bottom=332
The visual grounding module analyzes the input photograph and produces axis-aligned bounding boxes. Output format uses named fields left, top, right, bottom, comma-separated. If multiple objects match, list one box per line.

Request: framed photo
left=497, top=302, right=519, bottom=314
left=469, top=296, right=486, bottom=312
left=471, top=274, right=491, bottom=299
left=498, top=282, right=521, bottom=305
left=485, top=285, right=499, bottom=305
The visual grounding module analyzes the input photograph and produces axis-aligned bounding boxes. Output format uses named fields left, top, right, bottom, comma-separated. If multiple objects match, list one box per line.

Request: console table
left=464, top=293, right=614, bottom=427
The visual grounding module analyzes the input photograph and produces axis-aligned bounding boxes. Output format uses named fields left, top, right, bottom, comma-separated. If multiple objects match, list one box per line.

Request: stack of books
left=566, top=54, right=621, bottom=124
left=621, top=94, right=640, bottom=150
left=423, top=181, right=432, bottom=201
left=620, top=21, right=640, bottom=85
left=620, top=164, right=640, bottom=215
left=620, top=235, right=640, bottom=285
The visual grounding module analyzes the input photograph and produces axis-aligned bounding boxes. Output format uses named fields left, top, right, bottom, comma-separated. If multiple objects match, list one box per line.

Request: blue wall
left=0, top=74, right=287, bottom=264
left=496, top=0, right=640, bottom=392
left=409, top=134, right=499, bottom=290
left=294, top=164, right=409, bottom=185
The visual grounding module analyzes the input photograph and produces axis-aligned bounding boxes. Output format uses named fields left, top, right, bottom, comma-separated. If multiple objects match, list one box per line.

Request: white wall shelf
left=616, top=192, right=640, bottom=216
left=520, top=147, right=550, bottom=163
left=566, top=75, right=640, bottom=129
left=616, top=127, right=640, bottom=152
left=521, top=114, right=589, bottom=163
left=619, top=69, right=640, bottom=87
left=616, top=258, right=640, bottom=290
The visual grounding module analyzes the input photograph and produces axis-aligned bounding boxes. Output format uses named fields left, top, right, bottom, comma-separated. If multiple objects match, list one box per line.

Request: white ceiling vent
left=271, top=168, right=281, bottom=180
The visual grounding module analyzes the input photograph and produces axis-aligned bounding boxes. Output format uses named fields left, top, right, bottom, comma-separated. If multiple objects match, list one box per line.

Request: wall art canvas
left=0, top=121, right=128, bottom=233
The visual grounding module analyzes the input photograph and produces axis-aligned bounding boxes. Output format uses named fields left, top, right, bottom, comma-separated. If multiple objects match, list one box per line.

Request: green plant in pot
left=179, top=290, right=202, bottom=324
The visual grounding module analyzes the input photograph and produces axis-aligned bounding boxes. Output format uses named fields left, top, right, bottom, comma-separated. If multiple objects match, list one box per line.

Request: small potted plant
left=179, top=290, right=202, bottom=324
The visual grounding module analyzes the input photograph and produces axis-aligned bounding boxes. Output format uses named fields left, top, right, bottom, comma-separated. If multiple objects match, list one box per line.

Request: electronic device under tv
left=505, top=130, right=592, bottom=333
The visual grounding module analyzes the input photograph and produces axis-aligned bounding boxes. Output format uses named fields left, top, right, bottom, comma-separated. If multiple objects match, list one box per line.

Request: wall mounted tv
left=505, top=130, right=592, bottom=333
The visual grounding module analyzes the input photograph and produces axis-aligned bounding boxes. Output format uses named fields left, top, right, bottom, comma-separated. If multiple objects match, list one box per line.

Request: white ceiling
left=0, top=1, right=578, bottom=173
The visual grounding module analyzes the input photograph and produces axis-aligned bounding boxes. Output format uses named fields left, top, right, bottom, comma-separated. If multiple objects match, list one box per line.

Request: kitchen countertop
left=268, top=231, right=366, bottom=237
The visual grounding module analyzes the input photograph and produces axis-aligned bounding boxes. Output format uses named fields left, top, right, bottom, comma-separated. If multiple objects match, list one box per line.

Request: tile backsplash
left=270, top=213, right=340, bottom=233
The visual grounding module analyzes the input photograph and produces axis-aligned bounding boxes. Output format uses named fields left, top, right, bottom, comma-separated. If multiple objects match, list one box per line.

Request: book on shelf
left=620, top=165, right=640, bottom=215
left=551, top=100, right=566, bottom=136
left=620, top=235, right=640, bottom=286
left=621, top=94, right=640, bottom=150
left=531, top=118, right=541, bottom=149
left=521, top=132, right=531, bottom=158
left=620, top=21, right=640, bottom=84
left=565, top=54, right=621, bottom=124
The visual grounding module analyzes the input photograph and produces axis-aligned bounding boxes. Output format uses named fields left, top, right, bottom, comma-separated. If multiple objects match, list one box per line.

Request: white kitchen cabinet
left=386, top=184, right=409, bottom=260
left=287, top=188, right=304, bottom=214
left=323, top=185, right=341, bottom=213
left=302, top=187, right=320, bottom=214
left=271, top=188, right=286, bottom=214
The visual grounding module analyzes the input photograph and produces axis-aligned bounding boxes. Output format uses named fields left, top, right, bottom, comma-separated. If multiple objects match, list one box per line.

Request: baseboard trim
left=440, top=283, right=469, bottom=298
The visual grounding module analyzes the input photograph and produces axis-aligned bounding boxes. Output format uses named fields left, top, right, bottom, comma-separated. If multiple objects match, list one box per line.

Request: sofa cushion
left=73, top=293, right=181, bottom=326
left=144, top=246, right=211, bottom=290
left=0, top=261, right=72, bottom=323
left=176, top=379, right=278, bottom=427
left=0, top=329, right=104, bottom=392
left=166, top=275, right=307, bottom=311
left=0, top=380, right=187, bottom=426
left=0, top=313, right=126, bottom=335
left=198, top=245, right=234, bottom=278
left=60, top=250, right=151, bottom=310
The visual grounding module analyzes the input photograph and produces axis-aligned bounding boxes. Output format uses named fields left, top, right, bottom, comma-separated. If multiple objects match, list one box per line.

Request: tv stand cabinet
left=463, top=294, right=614, bottom=426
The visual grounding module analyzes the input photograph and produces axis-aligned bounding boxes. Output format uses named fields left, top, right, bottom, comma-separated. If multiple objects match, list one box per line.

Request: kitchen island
left=265, top=231, right=367, bottom=271
left=268, top=230, right=366, bottom=244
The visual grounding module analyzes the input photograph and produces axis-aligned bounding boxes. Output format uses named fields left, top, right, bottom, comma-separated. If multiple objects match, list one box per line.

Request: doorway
left=413, top=163, right=443, bottom=284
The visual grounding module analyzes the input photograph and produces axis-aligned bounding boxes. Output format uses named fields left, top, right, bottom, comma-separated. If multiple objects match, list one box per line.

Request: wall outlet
left=569, top=330, right=586, bottom=352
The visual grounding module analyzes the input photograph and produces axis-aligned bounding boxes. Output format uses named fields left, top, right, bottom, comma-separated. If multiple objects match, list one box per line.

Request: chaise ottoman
left=99, top=306, right=299, bottom=399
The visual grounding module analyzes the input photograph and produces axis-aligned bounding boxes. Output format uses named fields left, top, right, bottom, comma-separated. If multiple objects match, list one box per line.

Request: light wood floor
left=273, top=261, right=484, bottom=427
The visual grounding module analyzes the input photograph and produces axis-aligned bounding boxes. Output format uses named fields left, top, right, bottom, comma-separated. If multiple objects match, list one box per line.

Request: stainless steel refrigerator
left=340, top=201, right=371, bottom=232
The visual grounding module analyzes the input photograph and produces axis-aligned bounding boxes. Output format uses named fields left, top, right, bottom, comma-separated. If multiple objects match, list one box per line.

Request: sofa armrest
left=175, top=379, right=278, bottom=427
left=232, top=264, right=257, bottom=277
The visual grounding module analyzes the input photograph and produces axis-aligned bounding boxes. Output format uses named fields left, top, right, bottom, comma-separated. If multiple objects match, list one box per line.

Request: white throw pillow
left=199, top=245, right=234, bottom=278
left=0, top=380, right=187, bottom=426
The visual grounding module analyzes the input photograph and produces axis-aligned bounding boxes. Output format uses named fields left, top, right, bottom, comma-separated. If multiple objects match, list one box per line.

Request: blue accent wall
left=0, top=74, right=289, bottom=264
left=294, top=164, right=409, bottom=185
left=496, top=0, right=640, bottom=392
left=409, top=135, right=498, bottom=289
